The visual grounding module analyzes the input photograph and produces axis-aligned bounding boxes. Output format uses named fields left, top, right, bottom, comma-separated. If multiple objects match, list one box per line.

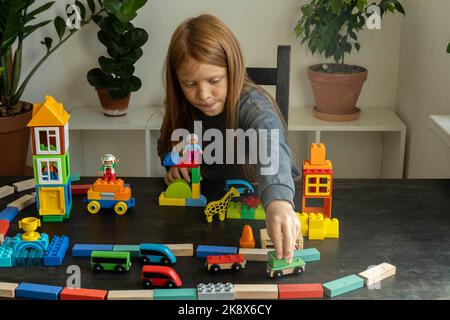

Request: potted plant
left=87, top=0, right=149, bottom=116
left=0, top=0, right=104, bottom=175
left=295, top=0, right=405, bottom=121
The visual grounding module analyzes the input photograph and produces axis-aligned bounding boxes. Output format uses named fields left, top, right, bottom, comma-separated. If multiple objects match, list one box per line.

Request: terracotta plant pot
left=307, top=64, right=368, bottom=121
left=96, top=88, right=131, bottom=117
left=0, top=107, right=33, bottom=176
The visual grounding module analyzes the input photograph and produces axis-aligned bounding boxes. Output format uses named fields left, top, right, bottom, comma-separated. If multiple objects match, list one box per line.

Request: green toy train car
left=91, top=251, right=131, bottom=273
left=266, top=250, right=305, bottom=278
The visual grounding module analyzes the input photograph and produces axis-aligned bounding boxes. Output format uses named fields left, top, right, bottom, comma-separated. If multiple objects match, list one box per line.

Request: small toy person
left=183, top=133, right=202, bottom=164
left=100, top=154, right=119, bottom=182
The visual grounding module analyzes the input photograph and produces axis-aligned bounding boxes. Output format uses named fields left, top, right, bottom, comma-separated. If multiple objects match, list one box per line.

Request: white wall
left=396, top=0, right=450, bottom=178
left=22, top=0, right=404, bottom=177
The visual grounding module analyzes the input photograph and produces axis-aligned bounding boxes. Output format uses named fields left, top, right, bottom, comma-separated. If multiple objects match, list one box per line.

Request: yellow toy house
left=27, top=96, right=72, bottom=222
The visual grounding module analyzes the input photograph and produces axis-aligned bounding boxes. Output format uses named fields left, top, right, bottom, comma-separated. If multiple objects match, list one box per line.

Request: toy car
left=141, top=265, right=182, bottom=289
left=206, top=254, right=246, bottom=272
left=225, top=179, right=255, bottom=195
left=84, top=179, right=135, bottom=215
left=91, top=251, right=131, bottom=273
left=139, top=243, right=177, bottom=265
left=266, top=250, right=305, bottom=278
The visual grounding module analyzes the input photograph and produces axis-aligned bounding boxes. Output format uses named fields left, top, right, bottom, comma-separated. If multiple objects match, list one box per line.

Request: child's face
left=177, top=57, right=228, bottom=116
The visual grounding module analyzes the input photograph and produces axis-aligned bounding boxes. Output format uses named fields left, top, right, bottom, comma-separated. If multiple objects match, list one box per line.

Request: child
left=158, top=14, right=299, bottom=261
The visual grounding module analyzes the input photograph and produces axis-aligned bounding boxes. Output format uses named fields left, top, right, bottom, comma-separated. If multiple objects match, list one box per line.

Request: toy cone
left=239, top=224, right=256, bottom=248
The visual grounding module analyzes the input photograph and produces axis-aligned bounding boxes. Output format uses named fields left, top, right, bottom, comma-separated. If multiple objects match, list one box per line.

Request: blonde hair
left=160, top=14, right=285, bottom=181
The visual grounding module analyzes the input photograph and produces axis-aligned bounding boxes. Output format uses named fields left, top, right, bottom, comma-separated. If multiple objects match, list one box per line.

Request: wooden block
left=13, top=178, right=35, bottom=192
left=234, top=284, right=279, bottom=300
left=153, top=288, right=197, bottom=300
left=0, top=186, right=14, bottom=199
left=323, top=274, right=364, bottom=298
left=260, top=228, right=303, bottom=249
left=0, top=220, right=10, bottom=244
left=278, top=284, right=323, bottom=299
left=358, top=263, right=396, bottom=287
left=107, top=290, right=153, bottom=300
left=165, top=243, right=194, bottom=257
left=239, top=248, right=271, bottom=261
left=0, top=282, right=19, bottom=298
left=60, top=287, right=107, bottom=300
left=7, top=194, right=36, bottom=211
left=71, top=184, right=91, bottom=195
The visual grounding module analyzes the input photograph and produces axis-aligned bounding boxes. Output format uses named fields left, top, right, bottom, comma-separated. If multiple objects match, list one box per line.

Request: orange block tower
left=302, top=143, right=333, bottom=219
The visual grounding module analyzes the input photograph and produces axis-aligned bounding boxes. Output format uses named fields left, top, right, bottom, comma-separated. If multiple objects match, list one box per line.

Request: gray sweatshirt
left=158, top=87, right=296, bottom=209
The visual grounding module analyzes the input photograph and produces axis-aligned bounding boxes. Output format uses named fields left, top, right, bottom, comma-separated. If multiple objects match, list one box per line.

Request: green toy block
left=113, top=245, right=140, bottom=258
left=191, top=167, right=200, bottom=183
left=153, top=288, right=197, bottom=300
left=267, top=250, right=305, bottom=270
left=294, top=248, right=320, bottom=262
left=241, top=204, right=255, bottom=219
left=323, top=274, right=364, bottom=298
left=254, top=204, right=266, bottom=220
left=227, top=202, right=242, bottom=219
left=165, top=179, right=192, bottom=198
left=42, top=213, right=70, bottom=223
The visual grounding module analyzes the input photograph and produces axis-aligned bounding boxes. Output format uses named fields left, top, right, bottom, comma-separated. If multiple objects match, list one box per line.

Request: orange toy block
left=278, top=284, right=323, bottom=299
left=239, top=225, right=256, bottom=248
left=114, top=187, right=131, bottom=201
left=60, top=287, right=107, bottom=300
left=309, top=143, right=326, bottom=166
left=87, top=189, right=102, bottom=200
left=92, top=179, right=124, bottom=193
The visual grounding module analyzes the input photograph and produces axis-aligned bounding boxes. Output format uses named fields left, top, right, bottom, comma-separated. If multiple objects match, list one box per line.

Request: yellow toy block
left=309, top=213, right=324, bottom=229
left=191, top=183, right=200, bottom=199
left=324, top=218, right=339, bottom=238
left=38, top=187, right=66, bottom=215
left=309, top=227, right=325, bottom=240
left=115, top=187, right=131, bottom=201
left=158, top=193, right=186, bottom=206
left=92, top=179, right=124, bottom=193
left=28, top=95, right=70, bottom=127
left=297, top=212, right=309, bottom=237
left=87, top=189, right=102, bottom=200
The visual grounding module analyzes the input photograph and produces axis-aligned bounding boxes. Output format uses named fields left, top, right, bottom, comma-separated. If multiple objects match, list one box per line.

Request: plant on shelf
left=294, top=0, right=405, bottom=121
left=0, top=0, right=105, bottom=175
left=87, top=0, right=149, bottom=117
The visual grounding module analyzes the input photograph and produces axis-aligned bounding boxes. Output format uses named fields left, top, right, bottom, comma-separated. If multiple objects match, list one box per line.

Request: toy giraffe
left=204, top=187, right=240, bottom=223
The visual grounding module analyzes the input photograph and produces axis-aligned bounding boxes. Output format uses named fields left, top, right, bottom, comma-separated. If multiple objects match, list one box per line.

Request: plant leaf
left=40, top=37, right=53, bottom=52
left=87, top=0, right=96, bottom=13
left=23, top=20, right=52, bottom=39
left=87, top=67, right=116, bottom=88
left=103, top=0, right=122, bottom=15
left=75, top=1, right=86, bottom=21
left=54, top=16, right=67, bottom=40
left=122, top=28, right=148, bottom=50
left=24, top=2, right=54, bottom=24
left=394, top=1, right=406, bottom=15
left=447, top=42, right=450, bottom=54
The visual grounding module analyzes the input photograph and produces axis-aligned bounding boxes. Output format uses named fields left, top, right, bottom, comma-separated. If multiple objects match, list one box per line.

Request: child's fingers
left=282, top=224, right=294, bottom=262
left=171, top=168, right=181, bottom=180
left=180, top=168, right=191, bottom=182
left=268, top=226, right=283, bottom=260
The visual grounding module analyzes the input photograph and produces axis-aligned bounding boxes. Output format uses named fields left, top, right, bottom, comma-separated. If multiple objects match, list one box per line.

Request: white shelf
left=429, top=115, right=450, bottom=149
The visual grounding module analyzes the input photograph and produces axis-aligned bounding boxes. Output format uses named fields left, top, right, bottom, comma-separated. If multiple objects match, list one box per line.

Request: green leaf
left=103, top=0, right=122, bottom=15
left=23, top=20, right=52, bottom=39
left=87, top=0, right=96, bottom=13
left=349, top=30, right=357, bottom=41
left=54, top=16, right=67, bottom=40
left=118, top=75, right=141, bottom=92
left=108, top=87, right=130, bottom=99
left=355, top=42, right=361, bottom=51
left=122, top=28, right=148, bottom=50
left=24, top=2, right=55, bottom=24
left=357, top=0, right=366, bottom=11
left=394, top=1, right=406, bottom=15
left=87, top=68, right=116, bottom=88
left=116, top=0, right=148, bottom=22
left=447, top=42, right=450, bottom=54
left=40, top=37, right=53, bottom=52
left=75, top=1, right=86, bottom=21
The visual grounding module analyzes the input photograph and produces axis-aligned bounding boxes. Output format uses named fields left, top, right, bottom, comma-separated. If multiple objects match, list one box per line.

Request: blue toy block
left=185, top=195, right=208, bottom=207
left=72, top=244, right=114, bottom=257
left=196, top=245, right=238, bottom=258
left=16, top=283, right=63, bottom=300
left=162, top=152, right=180, bottom=167
left=0, top=238, right=14, bottom=267
left=44, top=236, right=70, bottom=266
left=323, top=274, right=364, bottom=298
left=294, top=248, right=320, bottom=262
left=71, top=172, right=80, bottom=182
left=153, top=288, right=197, bottom=300
left=0, top=207, right=19, bottom=222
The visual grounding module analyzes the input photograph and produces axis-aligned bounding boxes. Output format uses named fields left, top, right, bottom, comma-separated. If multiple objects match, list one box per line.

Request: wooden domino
left=0, top=282, right=19, bottom=298
left=278, top=284, right=323, bottom=299
left=238, top=248, right=271, bottom=261
left=13, top=178, right=35, bottom=192
left=165, top=243, right=194, bottom=257
left=323, top=274, right=364, bottom=298
left=107, top=290, right=154, bottom=300
left=7, top=194, right=36, bottom=211
left=0, top=186, right=14, bottom=199
left=358, top=263, right=396, bottom=287
left=234, top=284, right=278, bottom=300
left=60, top=287, right=107, bottom=300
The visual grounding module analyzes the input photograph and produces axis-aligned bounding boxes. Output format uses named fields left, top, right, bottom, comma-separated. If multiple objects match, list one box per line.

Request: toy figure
left=182, top=133, right=202, bottom=164
left=100, top=154, right=119, bottom=182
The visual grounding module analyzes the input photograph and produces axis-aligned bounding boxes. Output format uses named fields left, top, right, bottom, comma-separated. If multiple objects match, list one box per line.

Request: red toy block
left=207, top=254, right=245, bottom=265
left=71, top=185, right=91, bottom=195
left=242, top=196, right=261, bottom=208
left=278, top=284, right=323, bottom=299
left=0, top=220, right=9, bottom=235
left=60, top=287, right=107, bottom=300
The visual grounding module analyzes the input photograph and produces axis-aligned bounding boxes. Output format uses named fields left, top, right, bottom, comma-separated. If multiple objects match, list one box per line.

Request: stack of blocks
left=27, top=96, right=73, bottom=222
left=297, top=212, right=339, bottom=240
left=87, top=179, right=132, bottom=202
left=197, top=283, right=234, bottom=300
left=227, top=202, right=266, bottom=220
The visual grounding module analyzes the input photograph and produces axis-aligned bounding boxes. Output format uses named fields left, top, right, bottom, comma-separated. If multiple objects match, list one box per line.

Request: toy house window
left=38, top=159, right=62, bottom=184
left=305, top=174, right=330, bottom=196
left=35, top=127, right=60, bottom=154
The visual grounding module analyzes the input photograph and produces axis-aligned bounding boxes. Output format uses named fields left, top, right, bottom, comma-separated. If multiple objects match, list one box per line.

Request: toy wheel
left=93, top=264, right=103, bottom=273
left=210, top=264, right=221, bottom=272
left=114, top=202, right=128, bottom=215
left=274, top=270, right=283, bottom=278
left=116, top=265, right=126, bottom=273
left=143, top=280, right=152, bottom=289
left=161, top=257, right=171, bottom=265
left=141, top=257, right=150, bottom=265
left=166, top=280, right=176, bottom=288
left=294, top=267, right=304, bottom=275
left=232, top=263, right=243, bottom=271
left=87, top=201, right=101, bottom=214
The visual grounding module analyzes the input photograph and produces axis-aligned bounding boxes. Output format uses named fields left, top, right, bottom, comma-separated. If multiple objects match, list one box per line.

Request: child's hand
left=265, top=200, right=301, bottom=262
left=164, top=166, right=191, bottom=185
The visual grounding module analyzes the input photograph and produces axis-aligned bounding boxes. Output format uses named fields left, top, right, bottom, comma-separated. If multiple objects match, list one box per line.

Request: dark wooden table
left=1, top=177, right=449, bottom=300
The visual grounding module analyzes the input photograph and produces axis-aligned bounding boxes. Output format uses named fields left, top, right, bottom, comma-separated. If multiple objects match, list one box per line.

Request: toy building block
left=158, top=194, right=185, bottom=206
left=358, top=263, right=396, bottom=287
left=323, top=274, right=364, bottom=298
left=191, top=167, right=201, bottom=183
left=72, top=244, right=114, bottom=257
left=165, top=243, right=194, bottom=257
left=153, top=288, right=197, bottom=300
left=87, top=188, right=102, bottom=200
left=206, top=254, right=246, bottom=272
left=107, top=290, right=153, bottom=300
left=7, top=194, right=35, bottom=211
left=267, top=250, right=305, bottom=278
left=297, top=212, right=309, bottom=236
left=197, top=283, right=234, bottom=300
left=0, top=238, right=14, bottom=267
left=196, top=245, right=238, bottom=258
left=234, top=284, right=279, bottom=300
left=308, top=213, right=325, bottom=240
left=0, top=282, right=19, bottom=298
left=239, top=248, right=271, bottom=262
left=60, top=287, right=107, bottom=300
left=71, top=172, right=80, bottom=182
left=43, top=235, right=70, bottom=266
left=0, top=186, right=14, bottom=199
left=204, top=187, right=240, bottom=222
left=239, top=225, right=256, bottom=248
left=192, top=183, right=200, bottom=199
left=13, top=178, right=35, bottom=192
left=113, top=245, right=141, bottom=258
left=185, top=195, right=208, bottom=207
left=294, top=248, right=320, bottom=262
left=241, top=204, right=255, bottom=219
left=15, top=283, right=63, bottom=300
left=164, top=179, right=192, bottom=199
left=0, top=207, right=19, bottom=222
left=278, top=284, right=323, bottom=299
left=324, top=218, right=339, bottom=238
left=226, top=202, right=242, bottom=219
left=260, top=228, right=304, bottom=249
left=254, top=204, right=266, bottom=220
left=0, top=220, right=10, bottom=244
left=71, top=184, right=91, bottom=195
left=92, top=178, right=125, bottom=193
